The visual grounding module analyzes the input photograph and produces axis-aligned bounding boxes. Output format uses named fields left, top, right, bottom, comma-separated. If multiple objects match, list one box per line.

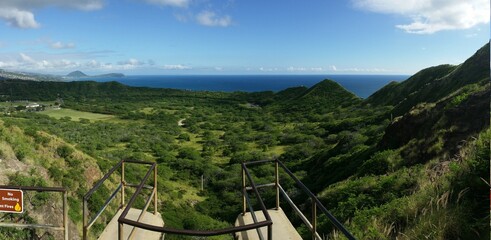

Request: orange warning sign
left=0, top=189, right=23, bottom=213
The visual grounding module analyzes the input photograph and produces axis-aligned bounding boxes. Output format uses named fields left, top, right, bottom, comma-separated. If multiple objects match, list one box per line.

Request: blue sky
left=0, top=0, right=488, bottom=75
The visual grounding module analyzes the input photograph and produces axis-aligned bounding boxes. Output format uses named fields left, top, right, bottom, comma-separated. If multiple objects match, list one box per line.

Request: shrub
left=56, top=145, right=74, bottom=158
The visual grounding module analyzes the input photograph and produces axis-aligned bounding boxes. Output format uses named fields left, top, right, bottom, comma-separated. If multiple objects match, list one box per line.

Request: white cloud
left=0, top=8, right=39, bottom=28
left=196, top=10, right=232, bottom=27
left=259, top=67, right=279, bottom=72
left=163, top=64, right=192, bottom=70
left=328, top=65, right=390, bottom=73
left=51, top=41, right=76, bottom=49
left=116, top=58, right=146, bottom=70
left=0, top=0, right=103, bottom=29
left=118, top=58, right=143, bottom=66
left=19, top=53, right=35, bottom=63
left=144, top=0, right=190, bottom=8
left=287, top=66, right=325, bottom=72
left=352, top=0, right=489, bottom=34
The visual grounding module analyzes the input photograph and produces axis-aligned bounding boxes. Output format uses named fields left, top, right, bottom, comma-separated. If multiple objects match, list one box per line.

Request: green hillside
left=367, top=43, right=489, bottom=116
left=0, top=43, right=488, bottom=239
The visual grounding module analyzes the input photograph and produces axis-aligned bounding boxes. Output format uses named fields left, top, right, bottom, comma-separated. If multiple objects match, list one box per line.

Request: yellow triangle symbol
left=14, top=202, right=21, bottom=212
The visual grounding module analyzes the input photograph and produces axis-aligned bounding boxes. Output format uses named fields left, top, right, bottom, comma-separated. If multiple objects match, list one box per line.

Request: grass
left=139, top=107, right=154, bottom=114
left=40, top=108, right=115, bottom=122
left=162, top=180, right=206, bottom=204
left=266, top=145, right=286, bottom=156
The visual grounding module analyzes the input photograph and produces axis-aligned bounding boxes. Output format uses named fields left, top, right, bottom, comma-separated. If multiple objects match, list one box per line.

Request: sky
left=0, top=0, right=488, bottom=75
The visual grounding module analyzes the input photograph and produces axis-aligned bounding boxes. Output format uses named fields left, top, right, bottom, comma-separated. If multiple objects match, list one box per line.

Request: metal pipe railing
left=0, top=185, right=68, bottom=240
left=84, top=158, right=354, bottom=240
left=243, top=159, right=356, bottom=240
left=117, top=161, right=273, bottom=239
left=276, top=160, right=356, bottom=240
left=83, top=159, right=156, bottom=240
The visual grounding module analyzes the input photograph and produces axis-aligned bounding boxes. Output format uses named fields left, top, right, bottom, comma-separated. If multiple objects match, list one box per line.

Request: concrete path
left=234, top=208, right=302, bottom=240
left=98, top=208, right=164, bottom=240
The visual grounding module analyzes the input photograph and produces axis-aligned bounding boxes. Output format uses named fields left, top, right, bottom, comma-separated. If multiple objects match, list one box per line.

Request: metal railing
left=0, top=185, right=68, bottom=240
left=85, top=158, right=354, bottom=240
left=82, top=159, right=158, bottom=240
left=242, top=159, right=356, bottom=240
left=118, top=160, right=273, bottom=240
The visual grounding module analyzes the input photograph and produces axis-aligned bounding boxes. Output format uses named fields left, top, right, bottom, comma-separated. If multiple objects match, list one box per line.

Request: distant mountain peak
left=67, top=70, right=88, bottom=77
left=66, top=71, right=124, bottom=78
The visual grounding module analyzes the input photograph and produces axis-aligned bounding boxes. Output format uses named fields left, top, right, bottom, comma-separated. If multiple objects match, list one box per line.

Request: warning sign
left=0, top=189, right=23, bottom=213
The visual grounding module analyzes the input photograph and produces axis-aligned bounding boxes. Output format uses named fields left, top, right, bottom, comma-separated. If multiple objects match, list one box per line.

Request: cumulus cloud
left=0, top=0, right=103, bottom=28
left=144, top=0, right=190, bottom=8
left=0, top=8, right=39, bottom=28
left=163, top=64, right=192, bottom=70
left=51, top=41, right=76, bottom=49
left=85, top=60, right=114, bottom=70
left=352, top=0, right=489, bottom=34
left=13, top=53, right=83, bottom=70
left=116, top=58, right=146, bottom=70
left=196, top=10, right=232, bottom=27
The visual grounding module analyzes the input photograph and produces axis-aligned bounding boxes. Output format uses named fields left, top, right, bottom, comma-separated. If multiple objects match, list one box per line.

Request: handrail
left=83, top=159, right=156, bottom=240
left=0, top=185, right=66, bottom=192
left=244, top=189, right=265, bottom=240
left=83, top=160, right=123, bottom=201
left=242, top=159, right=356, bottom=240
left=88, top=158, right=354, bottom=239
left=118, top=162, right=157, bottom=240
left=86, top=183, right=122, bottom=229
left=117, top=161, right=273, bottom=239
left=0, top=185, right=68, bottom=240
left=276, top=160, right=356, bottom=240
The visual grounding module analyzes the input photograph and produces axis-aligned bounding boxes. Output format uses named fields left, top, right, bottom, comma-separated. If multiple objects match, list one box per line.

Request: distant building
left=26, top=103, right=40, bottom=108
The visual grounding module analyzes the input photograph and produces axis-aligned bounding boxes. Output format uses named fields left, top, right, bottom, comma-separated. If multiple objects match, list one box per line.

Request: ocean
left=73, top=75, right=409, bottom=99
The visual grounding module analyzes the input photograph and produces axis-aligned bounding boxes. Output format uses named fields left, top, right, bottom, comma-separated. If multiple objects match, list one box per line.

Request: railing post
left=242, top=165, right=246, bottom=215
left=119, top=223, right=123, bottom=240
left=83, top=198, right=88, bottom=240
left=268, top=224, right=273, bottom=240
left=154, top=164, right=158, bottom=214
left=312, top=198, right=317, bottom=240
left=121, top=161, right=125, bottom=209
left=63, top=191, right=68, bottom=240
left=275, top=160, right=279, bottom=210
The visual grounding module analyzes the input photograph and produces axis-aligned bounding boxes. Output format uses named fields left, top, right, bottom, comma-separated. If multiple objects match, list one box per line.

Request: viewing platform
left=98, top=208, right=164, bottom=240
left=235, top=208, right=302, bottom=240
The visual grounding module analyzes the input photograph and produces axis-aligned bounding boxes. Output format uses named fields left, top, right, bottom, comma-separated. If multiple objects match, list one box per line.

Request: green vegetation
left=40, top=108, right=115, bottom=121
left=0, top=43, right=488, bottom=239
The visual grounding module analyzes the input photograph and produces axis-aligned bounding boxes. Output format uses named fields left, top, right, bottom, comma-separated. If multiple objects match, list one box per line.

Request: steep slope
left=366, top=42, right=489, bottom=116
left=366, top=64, right=456, bottom=106
left=0, top=120, right=103, bottom=239
left=379, top=82, right=490, bottom=164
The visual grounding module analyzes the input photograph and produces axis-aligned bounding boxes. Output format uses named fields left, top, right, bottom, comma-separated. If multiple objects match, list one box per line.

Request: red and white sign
left=0, top=189, right=23, bottom=213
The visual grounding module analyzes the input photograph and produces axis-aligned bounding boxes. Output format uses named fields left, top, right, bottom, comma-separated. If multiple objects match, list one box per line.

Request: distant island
left=66, top=70, right=125, bottom=78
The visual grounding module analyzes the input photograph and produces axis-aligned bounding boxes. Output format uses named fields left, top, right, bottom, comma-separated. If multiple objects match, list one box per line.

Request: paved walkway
left=98, top=208, right=164, bottom=240
left=234, top=208, right=302, bottom=240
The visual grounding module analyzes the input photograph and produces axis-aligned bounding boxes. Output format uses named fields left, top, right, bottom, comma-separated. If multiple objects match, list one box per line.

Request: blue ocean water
left=73, top=75, right=409, bottom=99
